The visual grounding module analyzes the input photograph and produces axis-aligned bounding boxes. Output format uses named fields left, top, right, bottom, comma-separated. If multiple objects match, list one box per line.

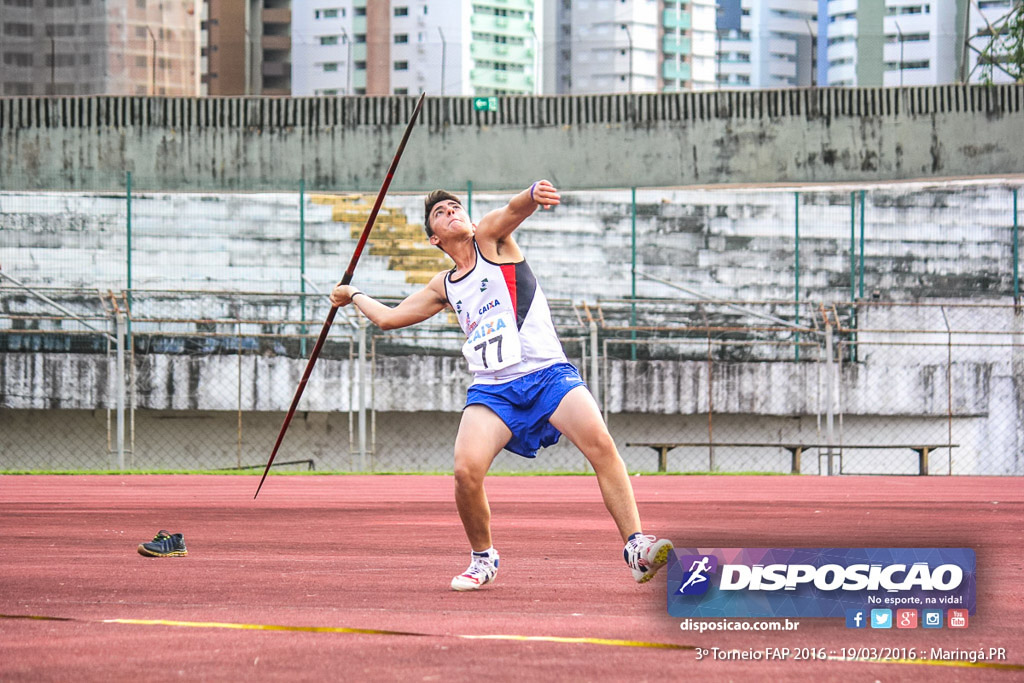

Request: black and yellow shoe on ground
left=137, top=530, right=188, bottom=557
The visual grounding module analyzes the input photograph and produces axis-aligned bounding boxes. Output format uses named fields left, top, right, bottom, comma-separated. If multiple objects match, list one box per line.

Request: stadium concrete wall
left=2, top=345, right=1021, bottom=475
left=2, top=85, right=1023, bottom=192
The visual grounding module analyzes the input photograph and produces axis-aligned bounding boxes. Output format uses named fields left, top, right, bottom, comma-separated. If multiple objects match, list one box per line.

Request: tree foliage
left=978, top=3, right=1024, bottom=83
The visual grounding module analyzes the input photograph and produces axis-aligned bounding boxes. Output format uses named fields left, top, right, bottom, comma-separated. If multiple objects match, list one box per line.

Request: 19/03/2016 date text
left=696, top=647, right=1009, bottom=662
left=694, top=647, right=941, bottom=662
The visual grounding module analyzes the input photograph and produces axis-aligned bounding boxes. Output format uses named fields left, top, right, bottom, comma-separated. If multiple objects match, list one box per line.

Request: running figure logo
left=677, top=554, right=718, bottom=595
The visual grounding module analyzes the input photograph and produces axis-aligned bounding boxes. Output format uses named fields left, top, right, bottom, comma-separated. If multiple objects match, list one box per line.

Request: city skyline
left=1, top=0, right=1018, bottom=97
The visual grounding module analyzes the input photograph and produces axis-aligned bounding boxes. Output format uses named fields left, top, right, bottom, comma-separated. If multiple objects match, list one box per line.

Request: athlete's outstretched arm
left=331, top=272, right=448, bottom=330
left=475, top=179, right=560, bottom=245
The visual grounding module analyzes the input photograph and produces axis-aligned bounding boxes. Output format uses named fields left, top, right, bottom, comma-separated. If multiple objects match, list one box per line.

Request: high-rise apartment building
left=292, top=1, right=540, bottom=96
left=881, top=1, right=959, bottom=86
left=822, top=0, right=1018, bottom=87
left=203, top=0, right=290, bottom=96
left=716, top=0, right=817, bottom=88
left=550, top=0, right=717, bottom=94
left=1, top=0, right=200, bottom=96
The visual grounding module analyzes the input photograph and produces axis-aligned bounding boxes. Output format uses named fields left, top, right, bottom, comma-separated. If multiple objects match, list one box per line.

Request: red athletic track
left=1, top=475, right=1021, bottom=682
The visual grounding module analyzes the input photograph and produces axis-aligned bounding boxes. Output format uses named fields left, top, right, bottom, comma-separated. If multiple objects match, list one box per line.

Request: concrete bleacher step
left=388, top=254, right=452, bottom=271
left=310, top=193, right=449, bottom=287
left=404, top=270, right=443, bottom=285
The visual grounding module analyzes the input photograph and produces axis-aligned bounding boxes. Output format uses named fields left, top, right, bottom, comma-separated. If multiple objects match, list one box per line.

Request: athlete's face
left=428, top=199, right=473, bottom=244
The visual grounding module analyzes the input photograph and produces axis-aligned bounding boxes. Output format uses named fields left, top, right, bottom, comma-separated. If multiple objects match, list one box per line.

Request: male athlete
left=330, top=180, right=673, bottom=590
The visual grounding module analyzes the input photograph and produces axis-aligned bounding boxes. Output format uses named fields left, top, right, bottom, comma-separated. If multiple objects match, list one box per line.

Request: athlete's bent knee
left=453, top=461, right=487, bottom=492
left=580, top=428, right=617, bottom=460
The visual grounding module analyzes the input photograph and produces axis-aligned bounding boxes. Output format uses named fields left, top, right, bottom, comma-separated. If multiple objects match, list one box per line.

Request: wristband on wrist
left=351, top=290, right=366, bottom=301
left=529, top=182, right=537, bottom=202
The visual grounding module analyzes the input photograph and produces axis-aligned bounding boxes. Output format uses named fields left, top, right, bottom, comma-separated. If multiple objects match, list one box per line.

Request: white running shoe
left=450, top=549, right=499, bottom=591
left=624, top=534, right=674, bottom=584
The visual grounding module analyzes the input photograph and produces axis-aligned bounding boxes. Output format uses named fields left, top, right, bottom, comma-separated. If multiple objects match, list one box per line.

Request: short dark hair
left=423, top=189, right=461, bottom=238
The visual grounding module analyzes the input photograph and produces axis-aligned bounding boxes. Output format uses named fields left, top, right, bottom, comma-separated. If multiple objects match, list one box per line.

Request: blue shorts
left=465, top=362, right=587, bottom=458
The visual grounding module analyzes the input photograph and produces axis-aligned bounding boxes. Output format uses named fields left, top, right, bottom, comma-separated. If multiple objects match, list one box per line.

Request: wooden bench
left=625, top=442, right=958, bottom=475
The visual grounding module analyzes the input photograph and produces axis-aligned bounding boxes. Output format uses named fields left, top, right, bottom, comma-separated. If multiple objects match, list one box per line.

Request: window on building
left=46, top=54, right=74, bottom=67
left=135, top=55, right=147, bottom=67
left=4, top=22, right=34, bottom=36
left=319, top=89, right=339, bottom=95
left=323, top=62, right=339, bottom=72
left=45, top=23, right=74, bottom=36
left=886, top=5, right=923, bottom=15
left=394, top=60, right=408, bottom=70
left=886, top=32, right=929, bottom=43
left=135, top=0, right=145, bottom=7
left=355, top=33, right=366, bottom=43
left=3, top=0, right=35, bottom=7
left=394, top=87, right=408, bottom=94
left=320, top=35, right=338, bottom=45
left=3, top=52, right=32, bottom=66
left=354, top=60, right=367, bottom=69
left=355, top=87, right=366, bottom=94
left=394, top=6, right=408, bottom=16
left=394, top=33, right=408, bottom=43
left=324, top=9, right=339, bottom=18
left=354, top=6, right=365, bottom=16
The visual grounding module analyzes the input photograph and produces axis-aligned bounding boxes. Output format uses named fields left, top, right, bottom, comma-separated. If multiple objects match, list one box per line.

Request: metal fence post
left=859, top=189, right=866, bottom=300
left=850, top=191, right=857, bottom=363
left=941, top=306, right=953, bottom=476
left=1013, top=187, right=1019, bottom=307
left=794, top=191, right=801, bottom=362
left=590, top=320, right=600, bottom=408
left=358, top=314, right=368, bottom=471
left=630, top=186, right=637, bottom=361
left=125, top=171, right=132, bottom=340
left=115, top=310, right=126, bottom=471
left=300, top=179, right=307, bottom=357
left=824, top=317, right=835, bottom=476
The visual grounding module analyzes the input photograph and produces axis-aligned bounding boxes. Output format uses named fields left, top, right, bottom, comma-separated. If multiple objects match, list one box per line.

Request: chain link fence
left=2, top=181, right=1021, bottom=474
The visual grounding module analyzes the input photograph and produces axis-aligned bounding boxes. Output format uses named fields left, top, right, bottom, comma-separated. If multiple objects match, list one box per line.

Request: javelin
left=254, top=92, right=426, bottom=499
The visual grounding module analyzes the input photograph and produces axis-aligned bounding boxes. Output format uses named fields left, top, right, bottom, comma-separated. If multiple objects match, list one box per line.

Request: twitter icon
left=870, top=609, right=893, bottom=629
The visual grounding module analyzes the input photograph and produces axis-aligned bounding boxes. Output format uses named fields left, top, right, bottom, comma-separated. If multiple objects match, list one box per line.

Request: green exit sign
left=473, top=97, right=498, bottom=112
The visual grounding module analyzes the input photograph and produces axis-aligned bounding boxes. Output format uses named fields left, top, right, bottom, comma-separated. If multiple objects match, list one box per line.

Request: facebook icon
left=846, top=609, right=867, bottom=629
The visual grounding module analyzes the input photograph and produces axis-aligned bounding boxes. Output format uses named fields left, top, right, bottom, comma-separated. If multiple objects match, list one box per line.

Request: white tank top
left=443, top=241, right=567, bottom=384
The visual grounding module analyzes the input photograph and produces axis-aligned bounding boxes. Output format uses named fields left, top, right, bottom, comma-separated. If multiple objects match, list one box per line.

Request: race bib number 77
left=462, top=310, right=522, bottom=373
